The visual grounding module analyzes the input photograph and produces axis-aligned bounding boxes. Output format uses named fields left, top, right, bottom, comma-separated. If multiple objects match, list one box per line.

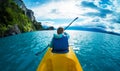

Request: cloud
left=41, top=21, right=55, bottom=26
left=81, top=1, right=98, bottom=9
left=106, top=13, right=120, bottom=24
left=99, top=0, right=111, bottom=5
left=26, top=0, right=120, bottom=34
left=83, top=12, right=105, bottom=18
left=31, top=0, right=98, bottom=20
left=81, top=1, right=113, bottom=18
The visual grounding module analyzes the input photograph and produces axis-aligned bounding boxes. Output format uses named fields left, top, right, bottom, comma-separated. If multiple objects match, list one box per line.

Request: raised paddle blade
left=74, top=17, right=79, bottom=20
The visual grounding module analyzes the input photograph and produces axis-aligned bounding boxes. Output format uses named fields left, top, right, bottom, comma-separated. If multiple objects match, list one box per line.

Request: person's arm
left=64, top=32, right=70, bottom=39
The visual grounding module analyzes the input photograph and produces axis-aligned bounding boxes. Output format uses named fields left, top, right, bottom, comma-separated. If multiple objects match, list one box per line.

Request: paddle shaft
left=35, top=45, right=49, bottom=56
left=64, top=17, right=78, bottom=30
left=35, top=17, right=79, bottom=56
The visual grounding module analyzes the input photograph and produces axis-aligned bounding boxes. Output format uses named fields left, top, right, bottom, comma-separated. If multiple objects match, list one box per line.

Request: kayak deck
left=37, top=47, right=83, bottom=71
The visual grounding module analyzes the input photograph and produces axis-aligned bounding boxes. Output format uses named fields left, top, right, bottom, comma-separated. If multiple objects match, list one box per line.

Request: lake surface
left=0, top=30, right=120, bottom=71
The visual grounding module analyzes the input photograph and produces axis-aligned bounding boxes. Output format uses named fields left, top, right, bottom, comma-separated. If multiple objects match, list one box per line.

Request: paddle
left=35, top=45, right=49, bottom=56
left=64, top=17, right=78, bottom=30
left=35, top=17, right=79, bottom=56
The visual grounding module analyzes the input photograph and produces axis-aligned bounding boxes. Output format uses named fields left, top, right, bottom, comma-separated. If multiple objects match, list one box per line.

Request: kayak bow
left=37, top=47, right=83, bottom=71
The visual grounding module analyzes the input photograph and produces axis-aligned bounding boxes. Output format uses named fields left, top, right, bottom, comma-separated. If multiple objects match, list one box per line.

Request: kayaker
left=50, top=27, right=70, bottom=53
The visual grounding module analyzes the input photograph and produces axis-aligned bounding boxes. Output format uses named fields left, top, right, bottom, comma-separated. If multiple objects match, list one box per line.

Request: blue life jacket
left=52, top=35, right=69, bottom=53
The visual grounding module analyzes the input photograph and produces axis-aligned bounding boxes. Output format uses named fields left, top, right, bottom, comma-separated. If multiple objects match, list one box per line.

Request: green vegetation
left=0, top=0, right=43, bottom=37
left=0, top=24, right=8, bottom=37
left=34, top=21, right=43, bottom=30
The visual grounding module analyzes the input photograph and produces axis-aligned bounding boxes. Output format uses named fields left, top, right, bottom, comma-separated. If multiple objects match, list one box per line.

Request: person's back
left=50, top=27, right=69, bottom=53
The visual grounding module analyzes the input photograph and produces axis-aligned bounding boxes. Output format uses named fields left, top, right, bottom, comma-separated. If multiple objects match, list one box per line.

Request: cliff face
left=13, top=0, right=26, bottom=12
left=26, top=9, right=35, bottom=21
left=13, top=0, right=54, bottom=30
left=13, top=0, right=44, bottom=30
left=14, top=0, right=35, bottom=21
left=0, top=0, right=37, bottom=37
left=0, top=0, right=52, bottom=37
left=14, top=0, right=44, bottom=30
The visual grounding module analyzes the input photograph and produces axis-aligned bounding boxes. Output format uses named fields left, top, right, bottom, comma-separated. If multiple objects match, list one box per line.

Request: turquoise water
left=0, top=30, right=120, bottom=71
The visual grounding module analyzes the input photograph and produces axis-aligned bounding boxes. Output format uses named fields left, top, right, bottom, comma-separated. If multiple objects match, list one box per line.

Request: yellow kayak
left=37, top=47, right=83, bottom=71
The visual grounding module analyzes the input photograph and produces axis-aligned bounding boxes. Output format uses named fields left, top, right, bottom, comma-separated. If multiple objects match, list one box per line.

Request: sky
left=23, top=0, right=120, bottom=33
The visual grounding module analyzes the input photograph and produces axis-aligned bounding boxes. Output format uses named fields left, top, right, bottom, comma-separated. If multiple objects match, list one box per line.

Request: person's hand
left=64, top=32, right=67, bottom=35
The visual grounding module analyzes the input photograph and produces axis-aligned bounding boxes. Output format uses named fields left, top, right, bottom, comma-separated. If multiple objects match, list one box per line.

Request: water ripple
left=0, top=30, right=120, bottom=71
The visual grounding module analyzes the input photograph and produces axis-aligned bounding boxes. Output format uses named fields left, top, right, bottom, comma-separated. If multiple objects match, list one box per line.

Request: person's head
left=57, top=27, right=64, bottom=34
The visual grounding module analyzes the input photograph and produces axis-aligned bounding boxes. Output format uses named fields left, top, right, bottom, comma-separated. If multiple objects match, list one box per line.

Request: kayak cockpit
left=39, top=55, right=77, bottom=71
left=37, top=47, right=83, bottom=71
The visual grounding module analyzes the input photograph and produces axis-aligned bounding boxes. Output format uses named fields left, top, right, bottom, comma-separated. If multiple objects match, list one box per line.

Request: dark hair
left=57, top=27, right=64, bottom=34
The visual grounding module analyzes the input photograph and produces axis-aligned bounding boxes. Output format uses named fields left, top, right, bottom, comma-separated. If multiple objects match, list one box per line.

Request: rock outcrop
left=26, top=9, right=35, bottom=21
left=5, top=24, right=21, bottom=36
left=0, top=0, right=36, bottom=37
left=14, top=0, right=35, bottom=21
left=0, top=0, right=54, bottom=37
